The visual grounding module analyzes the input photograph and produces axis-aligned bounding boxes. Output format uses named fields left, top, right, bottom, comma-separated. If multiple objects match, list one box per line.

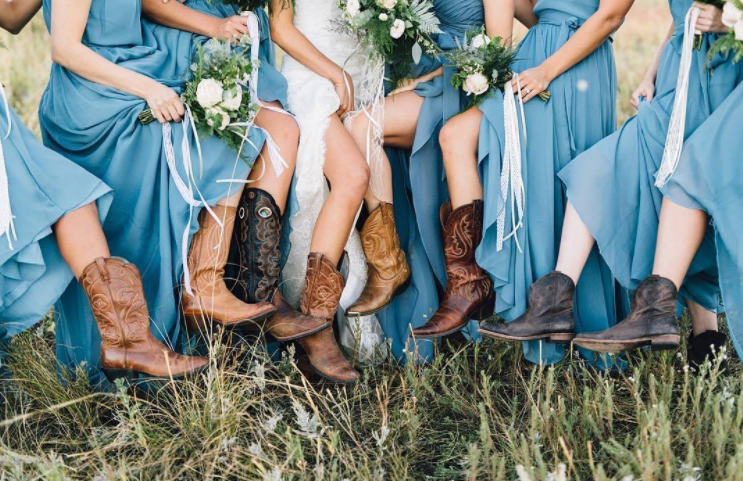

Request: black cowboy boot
left=688, top=330, right=728, bottom=373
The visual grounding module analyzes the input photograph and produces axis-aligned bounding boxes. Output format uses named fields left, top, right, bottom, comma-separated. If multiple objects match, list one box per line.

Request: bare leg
left=310, top=114, right=370, bottom=266
left=352, top=91, right=424, bottom=212
left=554, top=202, right=596, bottom=284
left=439, top=107, right=484, bottom=209
left=53, top=203, right=110, bottom=279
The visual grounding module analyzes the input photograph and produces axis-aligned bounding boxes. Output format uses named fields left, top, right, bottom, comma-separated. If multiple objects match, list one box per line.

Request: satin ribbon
left=0, top=81, right=15, bottom=250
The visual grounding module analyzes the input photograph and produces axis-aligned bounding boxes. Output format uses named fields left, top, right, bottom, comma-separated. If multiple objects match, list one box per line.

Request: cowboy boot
left=230, top=187, right=330, bottom=341
left=573, top=275, right=680, bottom=353
left=688, top=330, right=728, bottom=373
left=80, top=257, right=208, bottom=382
left=182, top=205, right=276, bottom=331
left=346, top=202, right=411, bottom=317
left=297, top=253, right=359, bottom=384
left=411, top=201, right=494, bottom=339
left=480, top=271, right=576, bottom=343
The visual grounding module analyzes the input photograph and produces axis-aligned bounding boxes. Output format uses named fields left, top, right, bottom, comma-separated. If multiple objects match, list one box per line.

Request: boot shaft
left=360, top=202, right=407, bottom=279
left=526, top=271, right=575, bottom=318
left=299, top=253, right=345, bottom=321
left=188, top=205, right=237, bottom=292
left=440, top=200, right=484, bottom=272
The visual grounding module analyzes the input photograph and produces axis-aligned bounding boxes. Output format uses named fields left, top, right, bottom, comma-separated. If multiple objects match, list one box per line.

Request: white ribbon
left=497, top=75, right=527, bottom=253
left=0, top=81, right=15, bottom=250
left=655, top=7, right=701, bottom=188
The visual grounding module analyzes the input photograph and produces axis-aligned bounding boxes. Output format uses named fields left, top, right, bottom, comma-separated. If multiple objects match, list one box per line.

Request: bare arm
left=513, top=0, right=635, bottom=102
left=514, top=0, right=537, bottom=29
left=485, top=0, right=514, bottom=41
left=51, top=0, right=185, bottom=123
left=269, top=0, right=353, bottom=116
left=630, top=20, right=673, bottom=108
left=0, top=0, right=42, bottom=35
left=142, top=0, right=251, bottom=42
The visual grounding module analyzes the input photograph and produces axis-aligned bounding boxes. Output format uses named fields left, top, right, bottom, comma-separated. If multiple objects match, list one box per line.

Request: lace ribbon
left=0, top=81, right=14, bottom=250
left=655, top=7, right=701, bottom=188
left=497, top=75, right=527, bottom=253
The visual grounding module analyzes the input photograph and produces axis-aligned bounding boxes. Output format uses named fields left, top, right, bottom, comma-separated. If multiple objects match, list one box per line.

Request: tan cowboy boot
left=411, top=200, right=494, bottom=339
left=80, top=257, right=208, bottom=382
left=297, top=253, right=359, bottom=384
left=346, top=202, right=411, bottom=317
left=182, top=205, right=276, bottom=331
left=229, top=188, right=330, bottom=341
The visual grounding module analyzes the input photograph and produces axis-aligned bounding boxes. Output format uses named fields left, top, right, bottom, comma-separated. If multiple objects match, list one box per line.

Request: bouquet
left=446, top=30, right=549, bottom=110
left=139, top=38, right=258, bottom=160
left=337, top=0, right=443, bottom=89
left=694, top=0, right=726, bottom=49
left=708, top=0, right=743, bottom=61
left=207, top=0, right=294, bottom=14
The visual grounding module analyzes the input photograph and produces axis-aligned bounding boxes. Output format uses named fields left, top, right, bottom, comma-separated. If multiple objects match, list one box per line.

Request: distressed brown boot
left=574, top=275, right=680, bottom=353
left=346, top=202, right=411, bottom=317
left=182, top=205, right=276, bottom=331
left=480, top=271, right=575, bottom=343
left=81, top=257, right=208, bottom=382
left=297, top=253, right=359, bottom=384
left=230, top=188, right=330, bottom=341
left=411, top=201, right=494, bottom=339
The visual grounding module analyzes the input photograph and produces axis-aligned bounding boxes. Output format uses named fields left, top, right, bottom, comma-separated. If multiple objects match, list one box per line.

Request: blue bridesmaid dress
left=0, top=95, right=111, bottom=371
left=662, top=82, right=743, bottom=359
left=378, top=0, right=484, bottom=362
left=477, top=0, right=620, bottom=366
left=559, top=0, right=743, bottom=320
left=39, top=0, right=255, bottom=386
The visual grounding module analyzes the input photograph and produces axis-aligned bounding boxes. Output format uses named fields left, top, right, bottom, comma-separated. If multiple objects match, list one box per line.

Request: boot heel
left=472, top=294, right=495, bottom=321
left=549, top=332, right=575, bottom=343
left=650, top=334, right=680, bottom=351
left=102, top=368, right=137, bottom=383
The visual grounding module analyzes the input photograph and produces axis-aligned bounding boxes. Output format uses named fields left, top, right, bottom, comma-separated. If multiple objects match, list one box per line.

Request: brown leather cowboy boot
left=230, top=188, right=330, bottom=341
left=480, top=271, right=576, bottom=343
left=297, top=253, right=359, bottom=384
left=574, top=275, right=680, bottom=353
left=80, top=257, right=208, bottom=382
left=411, top=200, right=494, bottom=339
left=346, top=202, right=411, bottom=317
left=182, top=205, right=276, bottom=331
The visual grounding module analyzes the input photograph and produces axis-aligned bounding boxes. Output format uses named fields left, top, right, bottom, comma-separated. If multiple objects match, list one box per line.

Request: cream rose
left=346, top=0, right=361, bottom=18
left=463, top=73, right=489, bottom=96
left=390, top=18, right=406, bottom=39
left=735, top=19, right=743, bottom=41
left=196, top=78, right=224, bottom=109
left=379, top=13, right=389, bottom=21
left=222, top=88, right=243, bottom=111
left=377, top=0, right=397, bottom=10
left=723, top=2, right=743, bottom=28
left=471, top=34, right=491, bottom=49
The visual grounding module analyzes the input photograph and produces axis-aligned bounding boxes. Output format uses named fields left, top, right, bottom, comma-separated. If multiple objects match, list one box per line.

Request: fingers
left=152, top=107, right=166, bottom=124
left=165, top=102, right=181, bottom=123
left=630, top=91, right=640, bottom=109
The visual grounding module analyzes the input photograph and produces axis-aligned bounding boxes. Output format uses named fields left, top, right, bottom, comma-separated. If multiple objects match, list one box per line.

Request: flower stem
left=138, top=109, right=156, bottom=125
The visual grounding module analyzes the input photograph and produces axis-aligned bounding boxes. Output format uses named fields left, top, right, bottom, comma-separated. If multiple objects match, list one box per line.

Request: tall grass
left=4, top=2, right=743, bottom=480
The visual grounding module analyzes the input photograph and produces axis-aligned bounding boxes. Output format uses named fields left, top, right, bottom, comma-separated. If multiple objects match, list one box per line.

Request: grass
left=4, top=2, right=743, bottom=480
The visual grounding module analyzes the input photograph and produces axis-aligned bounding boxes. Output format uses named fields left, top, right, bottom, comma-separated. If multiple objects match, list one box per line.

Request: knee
left=439, top=113, right=477, bottom=158
left=336, top=161, right=371, bottom=202
left=349, top=114, right=370, bottom=141
left=271, top=115, right=300, bottom=148
left=439, top=117, right=461, bottom=152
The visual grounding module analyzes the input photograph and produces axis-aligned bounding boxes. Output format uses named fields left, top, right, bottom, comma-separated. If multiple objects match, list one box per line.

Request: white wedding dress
left=280, top=0, right=387, bottom=362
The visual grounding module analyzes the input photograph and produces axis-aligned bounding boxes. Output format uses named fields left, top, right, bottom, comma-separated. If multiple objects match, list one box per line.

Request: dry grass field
left=4, top=2, right=743, bottom=480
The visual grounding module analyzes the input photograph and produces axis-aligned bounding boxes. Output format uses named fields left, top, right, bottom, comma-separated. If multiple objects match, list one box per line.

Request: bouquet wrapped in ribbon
left=207, top=0, right=294, bottom=14
left=708, top=0, right=743, bottom=60
left=337, top=0, right=442, bottom=89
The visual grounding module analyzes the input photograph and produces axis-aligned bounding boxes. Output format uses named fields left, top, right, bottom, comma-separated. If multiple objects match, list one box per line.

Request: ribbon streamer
left=0, top=81, right=14, bottom=250
left=655, top=7, right=700, bottom=188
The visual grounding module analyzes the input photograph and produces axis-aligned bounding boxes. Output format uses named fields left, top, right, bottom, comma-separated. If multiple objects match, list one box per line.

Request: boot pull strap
left=95, top=257, right=110, bottom=282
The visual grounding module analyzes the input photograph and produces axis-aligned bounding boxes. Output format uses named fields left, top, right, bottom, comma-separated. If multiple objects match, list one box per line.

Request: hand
left=693, top=2, right=727, bottom=34
left=511, top=64, right=553, bottom=103
left=631, top=78, right=655, bottom=109
left=145, top=82, right=185, bottom=123
left=389, top=78, right=419, bottom=96
left=211, top=15, right=250, bottom=43
left=333, top=71, right=355, bottom=118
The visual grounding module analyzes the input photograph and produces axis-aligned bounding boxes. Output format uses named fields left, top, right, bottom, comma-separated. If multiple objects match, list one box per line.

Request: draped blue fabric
left=476, top=0, right=621, bottom=367
left=377, top=0, right=484, bottom=362
left=559, top=0, right=743, bottom=314
left=662, top=81, right=743, bottom=359
left=0, top=99, right=111, bottom=370
left=39, top=0, right=258, bottom=386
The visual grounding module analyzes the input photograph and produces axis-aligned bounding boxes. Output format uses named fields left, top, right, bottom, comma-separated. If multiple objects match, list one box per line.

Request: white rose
left=219, top=111, right=231, bottom=130
left=463, top=72, right=489, bottom=96
left=735, top=19, right=743, bottom=41
left=377, top=0, right=397, bottom=10
left=379, top=13, right=389, bottom=21
left=346, top=0, right=361, bottom=17
left=390, top=18, right=406, bottom=39
left=471, top=34, right=491, bottom=49
left=723, top=2, right=743, bottom=28
left=196, top=78, right=224, bottom=109
left=222, top=88, right=243, bottom=111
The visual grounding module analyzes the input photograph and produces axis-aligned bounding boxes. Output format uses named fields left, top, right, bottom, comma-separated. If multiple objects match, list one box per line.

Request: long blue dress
left=662, top=81, right=743, bottom=359
left=559, top=0, right=743, bottom=317
left=0, top=97, right=111, bottom=371
left=476, top=0, right=621, bottom=366
left=377, top=0, right=484, bottom=362
left=39, top=0, right=255, bottom=386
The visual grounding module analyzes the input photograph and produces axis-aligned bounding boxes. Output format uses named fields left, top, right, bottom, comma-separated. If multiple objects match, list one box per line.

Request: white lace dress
left=280, top=0, right=387, bottom=362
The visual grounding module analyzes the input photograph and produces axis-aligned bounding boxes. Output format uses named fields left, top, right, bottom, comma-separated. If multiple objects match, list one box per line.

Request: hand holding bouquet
left=207, top=0, right=294, bottom=14
left=708, top=0, right=743, bottom=61
left=693, top=0, right=727, bottom=50
left=337, top=0, right=443, bottom=89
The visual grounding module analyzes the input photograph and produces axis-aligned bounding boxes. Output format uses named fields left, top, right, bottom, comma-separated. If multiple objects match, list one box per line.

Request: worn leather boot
left=480, top=271, right=575, bottom=343
left=411, top=201, right=494, bottom=339
left=574, top=275, right=680, bottom=353
left=230, top=188, right=330, bottom=341
left=81, top=257, right=208, bottom=382
left=346, top=202, right=411, bottom=317
left=688, top=330, right=728, bottom=373
left=182, top=205, right=276, bottom=332
left=297, top=253, right=359, bottom=384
